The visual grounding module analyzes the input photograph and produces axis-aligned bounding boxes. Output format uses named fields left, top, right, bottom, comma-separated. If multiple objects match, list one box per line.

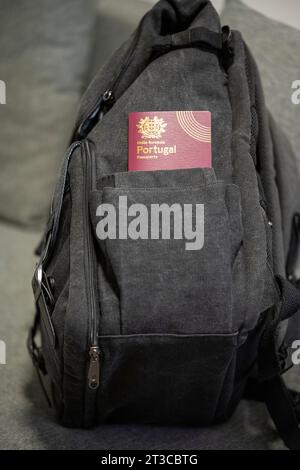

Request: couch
left=0, top=0, right=299, bottom=450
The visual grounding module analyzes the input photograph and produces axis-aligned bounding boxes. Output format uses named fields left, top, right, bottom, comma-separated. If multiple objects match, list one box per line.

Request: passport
left=128, top=111, right=211, bottom=171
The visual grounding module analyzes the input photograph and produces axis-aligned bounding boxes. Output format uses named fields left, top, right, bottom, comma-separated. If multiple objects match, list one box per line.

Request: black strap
left=257, top=276, right=300, bottom=450
left=277, top=275, right=300, bottom=321
left=152, top=25, right=232, bottom=57
left=264, top=375, right=300, bottom=450
left=27, top=308, right=52, bottom=408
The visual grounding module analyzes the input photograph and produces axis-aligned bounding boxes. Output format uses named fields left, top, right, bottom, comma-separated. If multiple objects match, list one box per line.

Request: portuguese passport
left=128, top=111, right=211, bottom=171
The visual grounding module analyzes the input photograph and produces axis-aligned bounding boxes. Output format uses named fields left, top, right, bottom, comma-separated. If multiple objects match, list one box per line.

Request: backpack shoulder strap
left=256, top=277, right=300, bottom=449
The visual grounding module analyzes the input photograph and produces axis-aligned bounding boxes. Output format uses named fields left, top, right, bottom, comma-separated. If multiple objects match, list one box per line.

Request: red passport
left=128, top=111, right=211, bottom=171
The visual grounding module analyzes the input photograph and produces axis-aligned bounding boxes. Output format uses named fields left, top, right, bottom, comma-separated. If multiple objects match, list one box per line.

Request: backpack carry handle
left=152, top=25, right=231, bottom=56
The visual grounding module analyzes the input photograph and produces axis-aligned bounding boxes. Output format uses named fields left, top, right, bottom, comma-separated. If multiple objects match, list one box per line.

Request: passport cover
left=128, top=111, right=211, bottom=171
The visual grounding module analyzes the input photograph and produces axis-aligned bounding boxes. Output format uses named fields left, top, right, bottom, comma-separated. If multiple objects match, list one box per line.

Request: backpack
left=29, top=0, right=300, bottom=449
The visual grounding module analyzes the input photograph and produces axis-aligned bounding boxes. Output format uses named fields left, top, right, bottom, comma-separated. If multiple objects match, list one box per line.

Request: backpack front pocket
left=89, top=169, right=243, bottom=336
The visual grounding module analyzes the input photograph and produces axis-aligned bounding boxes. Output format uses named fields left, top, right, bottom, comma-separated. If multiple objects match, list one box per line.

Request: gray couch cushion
left=89, top=0, right=151, bottom=79
left=222, top=0, right=300, bottom=166
left=0, top=0, right=95, bottom=227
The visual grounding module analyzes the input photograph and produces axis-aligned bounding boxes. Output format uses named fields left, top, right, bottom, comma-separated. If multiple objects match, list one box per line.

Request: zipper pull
left=102, top=89, right=114, bottom=104
left=88, top=346, right=101, bottom=390
left=76, top=89, right=115, bottom=140
left=98, top=89, right=115, bottom=123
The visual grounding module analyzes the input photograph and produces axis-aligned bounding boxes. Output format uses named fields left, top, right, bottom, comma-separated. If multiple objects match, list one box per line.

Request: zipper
left=82, top=140, right=101, bottom=390
left=78, top=22, right=146, bottom=392
left=77, top=90, right=115, bottom=140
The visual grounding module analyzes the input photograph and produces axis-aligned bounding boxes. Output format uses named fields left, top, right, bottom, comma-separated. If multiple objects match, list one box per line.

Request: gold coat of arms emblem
left=137, top=116, right=167, bottom=139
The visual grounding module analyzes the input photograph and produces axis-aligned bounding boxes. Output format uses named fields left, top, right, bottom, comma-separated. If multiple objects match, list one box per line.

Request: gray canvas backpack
left=29, top=0, right=300, bottom=449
